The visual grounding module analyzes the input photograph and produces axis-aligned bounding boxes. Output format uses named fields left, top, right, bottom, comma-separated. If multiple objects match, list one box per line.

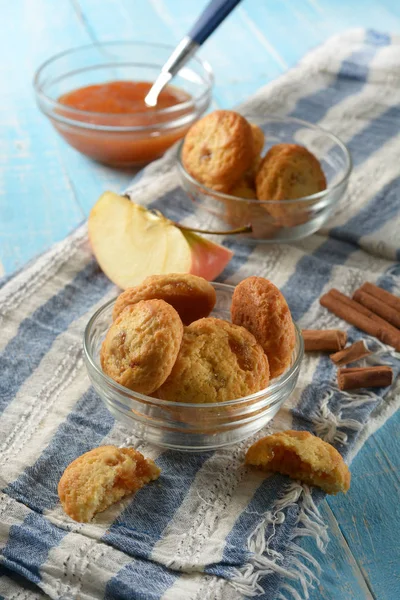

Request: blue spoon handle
left=189, top=0, right=243, bottom=46
left=145, top=0, right=242, bottom=106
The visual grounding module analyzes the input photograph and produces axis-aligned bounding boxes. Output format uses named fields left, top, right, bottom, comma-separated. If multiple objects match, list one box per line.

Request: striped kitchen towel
left=1, top=29, right=400, bottom=600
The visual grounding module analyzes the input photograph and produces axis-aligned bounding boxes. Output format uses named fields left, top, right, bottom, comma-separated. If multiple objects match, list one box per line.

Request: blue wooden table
left=1, top=1, right=400, bottom=599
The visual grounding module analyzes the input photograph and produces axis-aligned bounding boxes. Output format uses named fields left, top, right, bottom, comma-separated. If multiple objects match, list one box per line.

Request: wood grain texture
left=325, top=409, right=400, bottom=600
left=292, top=409, right=400, bottom=600
left=298, top=501, right=375, bottom=600
left=1, top=1, right=400, bottom=598
left=0, top=0, right=89, bottom=273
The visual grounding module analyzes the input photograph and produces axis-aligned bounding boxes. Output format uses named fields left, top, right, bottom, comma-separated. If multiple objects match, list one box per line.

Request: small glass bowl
left=177, top=116, right=352, bottom=242
left=34, top=41, right=213, bottom=167
left=83, top=283, right=304, bottom=452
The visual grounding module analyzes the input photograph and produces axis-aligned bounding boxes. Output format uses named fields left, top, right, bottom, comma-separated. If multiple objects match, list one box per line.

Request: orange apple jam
left=56, top=81, right=193, bottom=166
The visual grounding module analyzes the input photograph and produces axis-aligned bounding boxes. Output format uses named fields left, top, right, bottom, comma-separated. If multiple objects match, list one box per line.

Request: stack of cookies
left=182, top=110, right=327, bottom=229
left=100, top=273, right=296, bottom=403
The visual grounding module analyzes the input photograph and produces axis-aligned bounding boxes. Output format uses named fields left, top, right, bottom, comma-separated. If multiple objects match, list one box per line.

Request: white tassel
left=228, top=484, right=328, bottom=599
left=366, top=335, right=399, bottom=357
left=340, top=390, right=378, bottom=409
left=312, top=391, right=356, bottom=444
left=311, top=386, right=378, bottom=445
left=278, top=582, right=309, bottom=600
left=288, top=542, right=321, bottom=572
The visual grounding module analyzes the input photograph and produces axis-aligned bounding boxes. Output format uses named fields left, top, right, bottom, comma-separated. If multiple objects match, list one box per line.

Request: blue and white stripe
left=1, top=29, right=400, bottom=600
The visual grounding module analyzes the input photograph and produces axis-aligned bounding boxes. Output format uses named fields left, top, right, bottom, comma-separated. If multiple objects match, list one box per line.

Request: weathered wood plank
left=0, top=0, right=89, bottom=272
left=326, top=409, right=400, bottom=600
left=298, top=500, right=375, bottom=600
left=312, top=0, right=400, bottom=31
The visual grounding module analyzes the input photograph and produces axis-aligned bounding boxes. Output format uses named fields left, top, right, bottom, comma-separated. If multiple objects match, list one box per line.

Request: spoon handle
left=145, top=0, right=242, bottom=106
left=189, top=0, right=243, bottom=45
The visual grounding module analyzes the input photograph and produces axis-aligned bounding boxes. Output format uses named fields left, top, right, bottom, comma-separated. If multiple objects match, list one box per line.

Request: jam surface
left=55, top=80, right=193, bottom=166
left=59, top=80, right=189, bottom=114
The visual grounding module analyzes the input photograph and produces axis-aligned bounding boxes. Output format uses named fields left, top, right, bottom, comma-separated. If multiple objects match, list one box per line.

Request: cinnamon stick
left=337, top=366, right=393, bottom=390
left=353, top=289, right=400, bottom=329
left=330, top=289, right=400, bottom=344
left=360, top=282, right=400, bottom=313
left=330, top=340, right=371, bottom=366
left=327, top=289, right=396, bottom=329
left=320, top=289, right=400, bottom=351
left=302, top=329, right=347, bottom=352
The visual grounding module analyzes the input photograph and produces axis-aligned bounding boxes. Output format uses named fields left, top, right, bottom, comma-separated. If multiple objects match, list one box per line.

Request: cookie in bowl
left=182, top=110, right=254, bottom=193
left=248, top=122, right=265, bottom=176
left=155, top=317, right=270, bottom=403
left=229, top=177, right=257, bottom=200
left=113, top=273, right=216, bottom=325
left=231, top=276, right=296, bottom=379
left=101, top=299, right=183, bottom=394
left=255, top=143, right=327, bottom=227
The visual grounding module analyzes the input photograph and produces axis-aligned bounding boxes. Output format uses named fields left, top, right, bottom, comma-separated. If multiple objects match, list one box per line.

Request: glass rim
left=83, top=282, right=304, bottom=410
left=177, top=115, right=352, bottom=205
left=33, top=40, right=214, bottom=133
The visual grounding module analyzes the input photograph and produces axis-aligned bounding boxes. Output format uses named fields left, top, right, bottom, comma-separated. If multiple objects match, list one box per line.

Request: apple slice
left=88, top=192, right=233, bottom=289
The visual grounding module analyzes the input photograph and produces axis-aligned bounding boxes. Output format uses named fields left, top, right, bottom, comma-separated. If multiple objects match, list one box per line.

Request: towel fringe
left=228, top=483, right=328, bottom=599
left=364, top=333, right=400, bottom=358
left=311, top=388, right=366, bottom=445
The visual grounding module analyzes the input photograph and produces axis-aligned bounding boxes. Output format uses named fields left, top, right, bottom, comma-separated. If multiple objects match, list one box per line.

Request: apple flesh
left=88, top=192, right=233, bottom=289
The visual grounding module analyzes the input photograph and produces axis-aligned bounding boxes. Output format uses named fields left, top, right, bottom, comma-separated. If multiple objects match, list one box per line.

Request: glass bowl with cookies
left=83, top=274, right=304, bottom=452
left=176, top=111, right=352, bottom=242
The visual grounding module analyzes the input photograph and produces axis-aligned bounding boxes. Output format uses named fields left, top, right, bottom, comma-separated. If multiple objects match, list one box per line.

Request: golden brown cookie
left=101, top=299, right=183, bottom=394
left=249, top=123, right=265, bottom=175
left=223, top=194, right=281, bottom=240
left=231, top=276, right=295, bottom=379
left=155, top=317, right=269, bottom=403
left=58, top=445, right=161, bottom=522
left=225, top=123, right=260, bottom=223
left=250, top=123, right=265, bottom=159
left=229, top=178, right=257, bottom=200
left=255, top=144, right=327, bottom=226
left=256, top=143, right=326, bottom=200
left=229, top=124, right=264, bottom=197
left=246, top=430, right=350, bottom=494
left=113, top=273, right=216, bottom=325
left=182, top=110, right=254, bottom=192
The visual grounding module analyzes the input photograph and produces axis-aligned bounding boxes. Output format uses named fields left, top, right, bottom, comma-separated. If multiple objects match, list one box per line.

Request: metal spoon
left=145, top=0, right=242, bottom=107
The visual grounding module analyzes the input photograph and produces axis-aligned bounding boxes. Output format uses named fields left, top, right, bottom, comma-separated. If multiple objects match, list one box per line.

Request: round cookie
left=250, top=123, right=265, bottom=159
left=256, top=144, right=327, bottom=226
left=182, top=110, right=254, bottom=192
left=246, top=430, right=350, bottom=494
left=113, top=273, right=216, bottom=325
left=101, top=299, right=183, bottom=394
left=226, top=124, right=262, bottom=222
left=231, top=276, right=295, bottom=379
left=228, top=124, right=264, bottom=198
left=244, top=123, right=265, bottom=181
left=155, top=317, right=269, bottom=403
left=229, top=178, right=257, bottom=200
left=256, top=143, right=326, bottom=201
left=225, top=199, right=281, bottom=239
left=58, top=445, right=160, bottom=522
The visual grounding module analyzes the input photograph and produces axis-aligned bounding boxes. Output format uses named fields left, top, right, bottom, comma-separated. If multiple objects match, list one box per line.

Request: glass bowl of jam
left=34, top=41, right=213, bottom=167
left=83, top=282, right=304, bottom=452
